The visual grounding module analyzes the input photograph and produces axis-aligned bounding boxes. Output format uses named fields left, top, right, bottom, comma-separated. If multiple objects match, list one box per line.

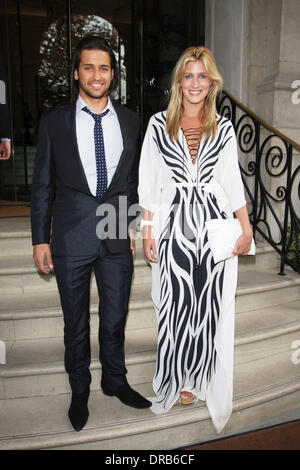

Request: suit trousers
left=53, top=240, right=133, bottom=394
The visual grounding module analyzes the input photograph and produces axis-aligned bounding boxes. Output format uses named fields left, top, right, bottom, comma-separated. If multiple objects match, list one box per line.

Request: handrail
left=218, top=90, right=300, bottom=275
left=223, top=90, right=300, bottom=152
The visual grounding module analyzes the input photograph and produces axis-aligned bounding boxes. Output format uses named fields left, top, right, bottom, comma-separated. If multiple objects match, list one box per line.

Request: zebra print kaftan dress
left=138, top=112, right=246, bottom=433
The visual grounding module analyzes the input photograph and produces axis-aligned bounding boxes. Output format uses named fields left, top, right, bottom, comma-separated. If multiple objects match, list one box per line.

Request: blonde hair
left=166, top=46, right=224, bottom=142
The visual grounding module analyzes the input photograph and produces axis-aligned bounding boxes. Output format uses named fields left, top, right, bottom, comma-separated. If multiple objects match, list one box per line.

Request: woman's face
left=181, top=60, right=212, bottom=107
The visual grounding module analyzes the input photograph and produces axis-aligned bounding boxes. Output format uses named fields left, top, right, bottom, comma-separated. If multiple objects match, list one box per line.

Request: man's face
left=74, top=49, right=114, bottom=101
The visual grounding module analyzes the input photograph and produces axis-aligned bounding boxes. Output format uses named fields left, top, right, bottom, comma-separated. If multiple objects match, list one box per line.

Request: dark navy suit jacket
left=31, top=100, right=139, bottom=256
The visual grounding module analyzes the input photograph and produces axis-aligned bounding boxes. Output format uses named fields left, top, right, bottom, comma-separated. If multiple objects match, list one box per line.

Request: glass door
left=0, top=0, right=205, bottom=201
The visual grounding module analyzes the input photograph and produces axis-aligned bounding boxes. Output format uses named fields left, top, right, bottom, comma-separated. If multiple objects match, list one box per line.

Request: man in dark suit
left=0, top=55, right=11, bottom=160
left=31, top=36, right=150, bottom=432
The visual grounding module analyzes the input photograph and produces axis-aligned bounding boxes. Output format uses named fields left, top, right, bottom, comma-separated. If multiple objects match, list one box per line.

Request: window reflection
left=0, top=0, right=205, bottom=201
left=38, top=15, right=125, bottom=110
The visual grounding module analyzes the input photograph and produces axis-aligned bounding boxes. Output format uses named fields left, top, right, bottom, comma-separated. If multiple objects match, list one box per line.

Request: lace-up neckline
left=182, top=127, right=203, bottom=164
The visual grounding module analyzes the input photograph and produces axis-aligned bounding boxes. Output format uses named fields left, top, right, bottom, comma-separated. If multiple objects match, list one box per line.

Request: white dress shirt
left=76, top=95, right=123, bottom=196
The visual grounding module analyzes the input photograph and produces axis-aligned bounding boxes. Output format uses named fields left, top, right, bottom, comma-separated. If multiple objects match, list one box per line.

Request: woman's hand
left=232, top=230, right=253, bottom=256
left=233, top=205, right=253, bottom=256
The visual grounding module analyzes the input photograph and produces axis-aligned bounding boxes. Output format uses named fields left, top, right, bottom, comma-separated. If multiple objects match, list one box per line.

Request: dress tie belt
left=159, top=180, right=229, bottom=212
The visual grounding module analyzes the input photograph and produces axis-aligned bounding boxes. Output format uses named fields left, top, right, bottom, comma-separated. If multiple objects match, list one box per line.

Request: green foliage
left=286, top=226, right=300, bottom=271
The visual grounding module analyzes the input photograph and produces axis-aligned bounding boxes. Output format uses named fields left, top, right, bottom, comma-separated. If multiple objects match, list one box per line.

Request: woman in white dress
left=138, top=47, right=253, bottom=433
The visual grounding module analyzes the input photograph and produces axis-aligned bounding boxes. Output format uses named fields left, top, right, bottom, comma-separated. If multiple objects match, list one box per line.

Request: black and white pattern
left=138, top=112, right=246, bottom=432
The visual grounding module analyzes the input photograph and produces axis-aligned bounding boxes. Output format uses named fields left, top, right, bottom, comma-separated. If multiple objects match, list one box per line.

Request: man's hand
left=0, top=141, right=11, bottom=160
left=33, top=244, right=54, bottom=274
left=142, top=226, right=158, bottom=263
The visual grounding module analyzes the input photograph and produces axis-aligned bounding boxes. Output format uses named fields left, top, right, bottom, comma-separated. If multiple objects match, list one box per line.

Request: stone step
left=0, top=218, right=32, bottom=256
left=0, top=326, right=299, bottom=450
left=0, top=271, right=152, bottom=316
left=0, top=265, right=300, bottom=318
left=235, top=299, right=300, bottom=344
left=0, top=291, right=155, bottom=341
left=0, top=217, right=299, bottom=450
left=0, top=244, right=281, bottom=275
left=0, top=327, right=157, bottom=400
left=0, top=249, right=147, bottom=274
left=235, top=267, right=300, bottom=312
left=1, top=267, right=299, bottom=341
left=1, top=299, right=299, bottom=400
left=0, top=254, right=149, bottom=288
left=0, top=217, right=281, bottom=273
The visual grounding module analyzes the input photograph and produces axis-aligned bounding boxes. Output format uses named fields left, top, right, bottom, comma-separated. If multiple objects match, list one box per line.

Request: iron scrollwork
left=218, top=91, right=300, bottom=274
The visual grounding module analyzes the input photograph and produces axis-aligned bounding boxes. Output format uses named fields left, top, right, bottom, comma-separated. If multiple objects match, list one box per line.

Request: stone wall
left=205, top=0, right=300, bottom=144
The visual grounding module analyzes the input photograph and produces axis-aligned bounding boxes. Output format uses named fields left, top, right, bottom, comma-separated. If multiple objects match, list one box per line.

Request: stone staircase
left=0, top=217, right=300, bottom=450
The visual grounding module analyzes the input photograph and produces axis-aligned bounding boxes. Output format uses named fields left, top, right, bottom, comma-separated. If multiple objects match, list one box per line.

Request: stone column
left=207, top=0, right=300, bottom=141
left=246, top=0, right=300, bottom=240
left=206, top=0, right=300, bottom=239
left=205, top=0, right=247, bottom=100
left=253, top=0, right=300, bottom=143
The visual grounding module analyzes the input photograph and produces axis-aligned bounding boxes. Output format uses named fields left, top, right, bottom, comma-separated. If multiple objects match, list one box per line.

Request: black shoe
left=68, top=390, right=89, bottom=432
left=102, top=382, right=151, bottom=409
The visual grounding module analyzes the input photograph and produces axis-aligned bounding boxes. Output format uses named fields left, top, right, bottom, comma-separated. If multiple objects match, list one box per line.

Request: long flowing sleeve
left=138, top=116, right=160, bottom=214
left=218, top=121, right=246, bottom=214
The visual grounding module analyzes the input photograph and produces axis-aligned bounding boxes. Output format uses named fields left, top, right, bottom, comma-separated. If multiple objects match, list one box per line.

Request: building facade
left=0, top=0, right=299, bottom=201
left=206, top=0, right=300, bottom=143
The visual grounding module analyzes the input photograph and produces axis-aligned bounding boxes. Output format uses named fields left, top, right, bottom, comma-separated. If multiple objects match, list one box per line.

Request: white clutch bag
left=205, top=218, right=256, bottom=263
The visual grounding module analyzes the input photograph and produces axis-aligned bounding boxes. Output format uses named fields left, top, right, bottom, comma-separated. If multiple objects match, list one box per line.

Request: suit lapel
left=64, top=102, right=93, bottom=196
left=107, top=101, right=130, bottom=188
left=112, top=101, right=131, bottom=151
left=62, top=100, right=132, bottom=199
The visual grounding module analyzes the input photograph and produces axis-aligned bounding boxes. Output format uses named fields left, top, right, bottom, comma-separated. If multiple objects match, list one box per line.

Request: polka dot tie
left=82, top=106, right=110, bottom=200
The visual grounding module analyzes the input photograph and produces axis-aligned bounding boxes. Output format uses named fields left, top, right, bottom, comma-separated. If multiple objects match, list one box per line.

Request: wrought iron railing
left=218, top=90, right=300, bottom=275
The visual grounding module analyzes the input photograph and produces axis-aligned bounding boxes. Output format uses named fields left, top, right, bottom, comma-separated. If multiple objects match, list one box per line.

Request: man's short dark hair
left=70, top=36, right=119, bottom=102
